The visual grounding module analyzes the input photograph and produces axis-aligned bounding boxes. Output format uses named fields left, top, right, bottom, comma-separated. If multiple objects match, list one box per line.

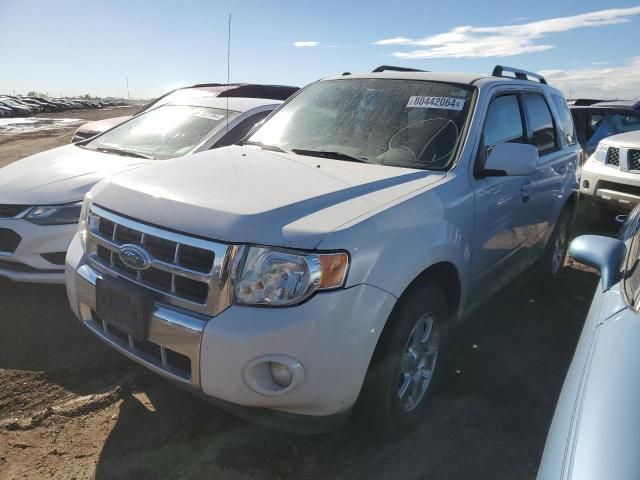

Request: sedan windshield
left=248, top=78, right=474, bottom=170
left=84, top=105, right=237, bottom=159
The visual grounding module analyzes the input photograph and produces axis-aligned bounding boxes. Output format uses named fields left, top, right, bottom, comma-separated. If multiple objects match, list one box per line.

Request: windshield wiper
left=291, top=149, right=368, bottom=163
left=94, top=147, right=154, bottom=159
left=241, top=140, right=287, bottom=153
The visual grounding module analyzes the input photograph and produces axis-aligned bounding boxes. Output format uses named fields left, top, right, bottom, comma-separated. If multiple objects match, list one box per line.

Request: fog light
left=269, top=362, right=293, bottom=387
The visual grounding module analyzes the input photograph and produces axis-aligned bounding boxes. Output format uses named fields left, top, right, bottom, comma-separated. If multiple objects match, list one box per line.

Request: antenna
left=225, top=14, right=231, bottom=135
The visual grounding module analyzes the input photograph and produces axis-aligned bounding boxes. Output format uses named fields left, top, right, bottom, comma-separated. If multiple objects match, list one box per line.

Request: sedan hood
left=92, top=146, right=446, bottom=249
left=0, top=144, right=151, bottom=205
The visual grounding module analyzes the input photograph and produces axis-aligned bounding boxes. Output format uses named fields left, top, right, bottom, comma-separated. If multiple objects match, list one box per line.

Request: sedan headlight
left=235, top=247, right=349, bottom=306
left=593, top=143, right=609, bottom=163
left=25, top=201, right=83, bottom=225
left=77, top=193, right=93, bottom=249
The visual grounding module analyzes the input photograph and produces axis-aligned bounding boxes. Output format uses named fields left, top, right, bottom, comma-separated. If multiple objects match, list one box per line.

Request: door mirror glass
left=482, top=142, right=538, bottom=176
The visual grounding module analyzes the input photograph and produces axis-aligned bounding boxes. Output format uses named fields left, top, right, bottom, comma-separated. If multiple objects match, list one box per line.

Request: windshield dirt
left=84, top=105, right=237, bottom=159
left=249, top=78, right=474, bottom=170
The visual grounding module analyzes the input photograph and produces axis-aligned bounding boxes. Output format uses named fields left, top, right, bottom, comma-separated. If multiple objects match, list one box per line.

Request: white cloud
left=292, top=41, right=320, bottom=47
left=374, top=7, right=640, bottom=59
left=541, top=57, right=640, bottom=99
left=372, top=36, right=413, bottom=46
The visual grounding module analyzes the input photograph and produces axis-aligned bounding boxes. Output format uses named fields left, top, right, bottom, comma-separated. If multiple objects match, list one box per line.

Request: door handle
left=557, top=165, right=567, bottom=174
left=521, top=182, right=533, bottom=202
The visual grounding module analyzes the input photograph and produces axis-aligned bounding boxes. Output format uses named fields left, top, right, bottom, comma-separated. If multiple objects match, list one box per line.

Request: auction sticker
left=407, top=96, right=465, bottom=110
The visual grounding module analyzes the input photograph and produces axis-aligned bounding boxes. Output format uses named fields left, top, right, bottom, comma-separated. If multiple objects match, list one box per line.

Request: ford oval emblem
left=118, top=244, right=153, bottom=271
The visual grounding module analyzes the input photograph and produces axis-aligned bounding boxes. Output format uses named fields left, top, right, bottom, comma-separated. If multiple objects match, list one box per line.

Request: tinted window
left=550, top=94, right=576, bottom=145
left=586, top=112, right=640, bottom=151
left=216, top=110, right=271, bottom=147
left=523, top=94, right=556, bottom=154
left=483, top=95, right=524, bottom=148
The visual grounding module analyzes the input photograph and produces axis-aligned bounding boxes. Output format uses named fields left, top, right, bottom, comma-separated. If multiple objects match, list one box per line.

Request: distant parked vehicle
left=0, top=98, right=32, bottom=116
left=0, top=96, right=282, bottom=283
left=571, top=102, right=640, bottom=156
left=538, top=206, right=640, bottom=480
left=0, top=105, right=13, bottom=117
left=71, top=83, right=299, bottom=142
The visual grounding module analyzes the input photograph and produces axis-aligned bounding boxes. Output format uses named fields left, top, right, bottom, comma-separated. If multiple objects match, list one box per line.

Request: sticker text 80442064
left=406, top=96, right=465, bottom=111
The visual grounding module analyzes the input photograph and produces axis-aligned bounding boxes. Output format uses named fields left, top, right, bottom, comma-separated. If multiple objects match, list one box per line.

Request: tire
left=537, top=208, right=572, bottom=281
left=357, top=280, right=448, bottom=437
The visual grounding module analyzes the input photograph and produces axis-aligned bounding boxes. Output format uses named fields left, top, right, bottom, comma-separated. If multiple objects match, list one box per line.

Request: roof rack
left=492, top=65, right=547, bottom=84
left=372, top=65, right=428, bottom=73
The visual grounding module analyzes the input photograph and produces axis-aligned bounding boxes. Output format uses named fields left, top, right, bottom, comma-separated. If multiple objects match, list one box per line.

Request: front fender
left=317, top=173, right=474, bottom=312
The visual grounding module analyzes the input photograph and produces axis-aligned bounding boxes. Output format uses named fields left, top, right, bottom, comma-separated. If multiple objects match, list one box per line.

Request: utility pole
left=126, top=77, right=130, bottom=101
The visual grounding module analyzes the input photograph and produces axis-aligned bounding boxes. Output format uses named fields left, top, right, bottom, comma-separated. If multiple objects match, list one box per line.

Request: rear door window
left=523, top=93, right=557, bottom=155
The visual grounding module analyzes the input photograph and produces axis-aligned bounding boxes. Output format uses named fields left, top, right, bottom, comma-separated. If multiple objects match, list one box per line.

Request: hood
left=76, top=115, right=132, bottom=135
left=0, top=144, right=151, bottom=205
left=601, top=130, right=640, bottom=148
left=92, top=145, right=446, bottom=249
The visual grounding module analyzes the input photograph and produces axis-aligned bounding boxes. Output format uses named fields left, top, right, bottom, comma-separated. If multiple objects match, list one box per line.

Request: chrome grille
left=606, top=147, right=620, bottom=167
left=86, top=205, right=241, bottom=316
left=629, top=150, right=640, bottom=171
left=0, top=205, right=29, bottom=218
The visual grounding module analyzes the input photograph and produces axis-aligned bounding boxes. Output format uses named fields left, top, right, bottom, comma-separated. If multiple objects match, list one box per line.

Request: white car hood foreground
left=92, top=145, right=446, bottom=249
left=0, top=144, right=150, bottom=205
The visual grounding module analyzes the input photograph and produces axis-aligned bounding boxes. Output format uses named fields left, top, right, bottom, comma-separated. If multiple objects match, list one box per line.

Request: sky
left=1, top=0, right=639, bottom=100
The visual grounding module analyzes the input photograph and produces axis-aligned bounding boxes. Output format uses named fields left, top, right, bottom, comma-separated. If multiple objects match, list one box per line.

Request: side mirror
left=569, top=235, right=626, bottom=290
left=482, top=142, right=539, bottom=177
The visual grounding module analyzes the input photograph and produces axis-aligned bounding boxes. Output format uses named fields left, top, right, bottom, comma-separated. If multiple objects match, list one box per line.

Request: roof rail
left=372, top=65, right=427, bottom=73
left=492, top=65, right=547, bottom=84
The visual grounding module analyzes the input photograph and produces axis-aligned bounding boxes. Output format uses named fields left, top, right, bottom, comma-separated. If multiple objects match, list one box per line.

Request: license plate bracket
left=96, top=276, right=153, bottom=341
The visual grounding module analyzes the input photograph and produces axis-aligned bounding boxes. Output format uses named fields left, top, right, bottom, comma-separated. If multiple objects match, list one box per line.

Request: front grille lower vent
left=606, top=147, right=620, bottom=167
left=629, top=150, right=640, bottom=171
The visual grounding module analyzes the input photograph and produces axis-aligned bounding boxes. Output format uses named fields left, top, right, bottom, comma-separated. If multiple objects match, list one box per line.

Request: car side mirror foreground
left=482, top=142, right=539, bottom=177
left=569, top=235, right=626, bottom=290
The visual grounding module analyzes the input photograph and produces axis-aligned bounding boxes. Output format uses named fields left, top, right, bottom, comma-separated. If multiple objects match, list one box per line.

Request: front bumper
left=581, top=159, right=640, bottom=212
left=65, top=234, right=397, bottom=428
left=0, top=218, right=76, bottom=283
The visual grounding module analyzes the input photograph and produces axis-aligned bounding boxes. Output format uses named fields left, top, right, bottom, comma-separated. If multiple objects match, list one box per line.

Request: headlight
left=25, top=201, right=83, bottom=225
left=593, top=143, right=609, bottom=163
left=78, top=193, right=93, bottom=249
left=235, top=247, right=349, bottom=306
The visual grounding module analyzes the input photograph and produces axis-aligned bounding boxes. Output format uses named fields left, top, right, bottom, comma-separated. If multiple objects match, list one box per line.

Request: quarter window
left=523, top=94, right=557, bottom=155
left=483, top=95, right=525, bottom=148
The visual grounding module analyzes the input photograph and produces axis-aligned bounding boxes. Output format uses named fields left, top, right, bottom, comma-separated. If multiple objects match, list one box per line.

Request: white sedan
left=0, top=97, right=281, bottom=283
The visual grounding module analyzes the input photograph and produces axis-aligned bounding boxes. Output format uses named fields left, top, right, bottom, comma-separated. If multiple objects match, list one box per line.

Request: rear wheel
left=538, top=208, right=572, bottom=281
left=358, top=280, right=448, bottom=436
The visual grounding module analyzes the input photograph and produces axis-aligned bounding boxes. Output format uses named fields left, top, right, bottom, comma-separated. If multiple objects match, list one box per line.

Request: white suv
left=65, top=66, right=581, bottom=432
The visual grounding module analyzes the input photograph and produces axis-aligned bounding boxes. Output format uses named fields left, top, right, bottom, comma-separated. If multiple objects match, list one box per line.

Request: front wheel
left=357, top=280, right=448, bottom=436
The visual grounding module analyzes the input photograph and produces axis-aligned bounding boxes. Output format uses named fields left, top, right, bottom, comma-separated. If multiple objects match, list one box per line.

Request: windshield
left=84, top=105, right=237, bottom=159
left=247, top=78, right=474, bottom=170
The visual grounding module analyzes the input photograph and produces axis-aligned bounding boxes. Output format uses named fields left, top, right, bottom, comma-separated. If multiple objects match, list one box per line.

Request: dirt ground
left=0, top=121, right=615, bottom=479
left=0, top=106, right=140, bottom=168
